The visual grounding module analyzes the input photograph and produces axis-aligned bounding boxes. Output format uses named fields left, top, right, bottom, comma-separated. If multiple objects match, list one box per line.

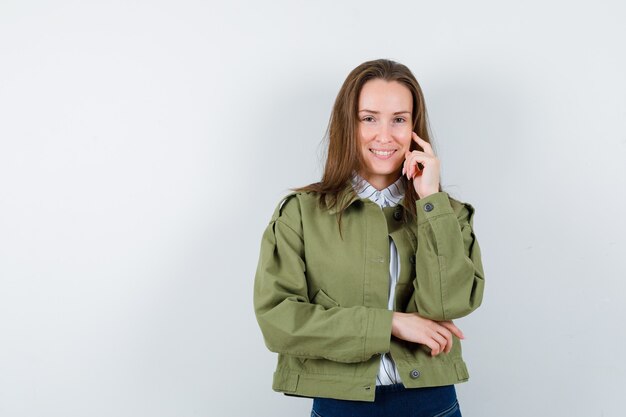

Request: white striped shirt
left=350, top=172, right=405, bottom=386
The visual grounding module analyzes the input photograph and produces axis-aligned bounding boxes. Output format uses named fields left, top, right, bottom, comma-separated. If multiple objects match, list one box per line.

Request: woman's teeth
left=370, top=149, right=395, bottom=156
left=369, top=149, right=396, bottom=160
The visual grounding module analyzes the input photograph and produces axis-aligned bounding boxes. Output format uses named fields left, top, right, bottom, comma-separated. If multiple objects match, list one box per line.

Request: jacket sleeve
left=407, top=191, right=485, bottom=321
left=253, top=194, right=394, bottom=363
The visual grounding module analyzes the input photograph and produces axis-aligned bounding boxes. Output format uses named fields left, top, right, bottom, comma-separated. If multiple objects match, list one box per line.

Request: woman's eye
left=394, top=117, right=406, bottom=123
left=362, top=116, right=374, bottom=122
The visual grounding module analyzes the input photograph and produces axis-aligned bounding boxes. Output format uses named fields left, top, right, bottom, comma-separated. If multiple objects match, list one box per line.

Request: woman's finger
left=430, top=331, right=448, bottom=356
left=440, top=321, right=465, bottom=340
left=424, top=333, right=442, bottom=356
left=405, top=151, right=430, bottom=179
left=435, top=325, right=453, bottom=353
left=412, top=132, right=435, bottom=156
left=404, top=152, right=414, bottom=179
left=402, top=159, right=410, bottom=176
left=424, top=339, right=439, bottom=355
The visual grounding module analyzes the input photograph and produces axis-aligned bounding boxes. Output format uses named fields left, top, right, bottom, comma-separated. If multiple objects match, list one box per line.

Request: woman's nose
left=376, top=124, right=392, bottom=143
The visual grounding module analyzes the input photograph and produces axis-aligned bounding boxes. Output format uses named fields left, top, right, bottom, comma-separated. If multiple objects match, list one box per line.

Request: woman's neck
left=357, top=170, right=401, bottom=191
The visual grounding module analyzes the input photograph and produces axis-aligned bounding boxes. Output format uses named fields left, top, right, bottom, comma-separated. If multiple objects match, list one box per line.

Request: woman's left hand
left=402, top=132, right=441, bottom=198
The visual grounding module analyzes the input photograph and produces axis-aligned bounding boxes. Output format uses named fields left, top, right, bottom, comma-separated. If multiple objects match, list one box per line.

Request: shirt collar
left=327, top=172, right=408, bottom=214
left=350, top=172, right=406, bottom=208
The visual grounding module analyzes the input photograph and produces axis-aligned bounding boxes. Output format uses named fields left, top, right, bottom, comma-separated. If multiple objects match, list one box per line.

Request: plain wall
left=1, top=1, right=625, bottom=416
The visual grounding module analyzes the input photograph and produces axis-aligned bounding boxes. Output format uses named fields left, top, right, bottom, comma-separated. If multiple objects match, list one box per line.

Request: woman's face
left=357, top=78, right=413, bottom=190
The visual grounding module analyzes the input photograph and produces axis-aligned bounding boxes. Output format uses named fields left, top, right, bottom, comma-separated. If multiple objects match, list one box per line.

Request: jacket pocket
left=311, top=288, right=340, bottom=309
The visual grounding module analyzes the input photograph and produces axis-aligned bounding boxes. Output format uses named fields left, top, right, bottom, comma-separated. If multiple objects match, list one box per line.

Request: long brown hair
left=292, top=58, right=443, bottom=235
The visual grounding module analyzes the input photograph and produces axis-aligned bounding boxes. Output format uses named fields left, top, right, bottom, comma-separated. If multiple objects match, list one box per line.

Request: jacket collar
left=327, top=176, right=409, bottom=215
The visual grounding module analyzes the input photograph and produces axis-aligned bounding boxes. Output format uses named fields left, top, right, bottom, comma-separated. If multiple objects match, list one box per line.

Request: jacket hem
left=271, top=360, right=470, bottom=402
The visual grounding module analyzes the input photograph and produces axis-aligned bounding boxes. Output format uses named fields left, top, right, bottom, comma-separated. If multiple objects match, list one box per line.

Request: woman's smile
left=369, top=148, right=397, bottom=159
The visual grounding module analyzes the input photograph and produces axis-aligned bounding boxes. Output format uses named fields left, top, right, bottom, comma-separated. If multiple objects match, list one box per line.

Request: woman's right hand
left=391, top=312, right=464, bottom=356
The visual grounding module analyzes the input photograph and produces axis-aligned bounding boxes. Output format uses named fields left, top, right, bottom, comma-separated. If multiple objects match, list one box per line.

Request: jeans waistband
left=375, top=383, right=406, bottom=394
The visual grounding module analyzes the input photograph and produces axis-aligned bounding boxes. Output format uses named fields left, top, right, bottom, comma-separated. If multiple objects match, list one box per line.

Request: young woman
left=253, top=59, right=485, bottom=417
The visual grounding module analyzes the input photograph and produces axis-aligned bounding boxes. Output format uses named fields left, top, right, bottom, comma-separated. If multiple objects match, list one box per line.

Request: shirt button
left=409, top=255, right=416, bottom=264
left=410, top=369, right=421, bottom=379
left=423, top=202, right=434, bottom=212
left=393, top=208, right=403, bottom=221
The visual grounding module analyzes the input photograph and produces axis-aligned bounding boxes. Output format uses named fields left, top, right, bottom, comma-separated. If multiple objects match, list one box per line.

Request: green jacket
left=253, top=181, right=485, bottom=402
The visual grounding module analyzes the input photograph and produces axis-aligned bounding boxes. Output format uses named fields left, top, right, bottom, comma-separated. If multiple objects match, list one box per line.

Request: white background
left=1, top=1, right=625, bottom=416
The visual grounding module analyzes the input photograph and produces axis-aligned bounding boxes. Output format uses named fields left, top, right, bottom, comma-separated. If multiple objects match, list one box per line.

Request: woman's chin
left=368, top=161, right=402, bottom=174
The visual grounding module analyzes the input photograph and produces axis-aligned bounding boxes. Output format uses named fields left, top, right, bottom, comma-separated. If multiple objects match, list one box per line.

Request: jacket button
left=410, top=369, right=421, bottom=379
left=409, top=255, right=416, bottom=264
left=393, top=208, right=403, bottom=221
left=423, top=202, right=434, bottom=212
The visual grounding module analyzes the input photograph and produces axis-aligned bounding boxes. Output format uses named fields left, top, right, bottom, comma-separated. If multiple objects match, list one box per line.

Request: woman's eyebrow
left=358, top=109, right=411, bottom=115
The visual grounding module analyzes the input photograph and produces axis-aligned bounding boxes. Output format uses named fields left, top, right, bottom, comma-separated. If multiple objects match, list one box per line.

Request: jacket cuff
left=416, top=191, right=454, bottom=225
left=364, top=308, right=394, bottom=359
